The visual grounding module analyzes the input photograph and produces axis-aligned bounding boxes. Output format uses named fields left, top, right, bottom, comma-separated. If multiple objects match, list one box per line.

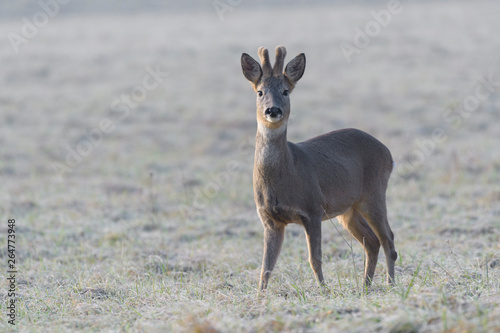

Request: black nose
left=265, top=107, right=283, bottom=118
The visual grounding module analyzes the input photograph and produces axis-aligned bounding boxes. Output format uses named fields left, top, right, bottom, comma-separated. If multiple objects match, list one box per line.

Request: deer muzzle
left=264, top=107, right=283, bottom=122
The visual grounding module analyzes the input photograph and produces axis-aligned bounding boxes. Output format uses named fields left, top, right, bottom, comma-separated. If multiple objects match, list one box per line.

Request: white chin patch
left=265, top=115, right=282, bottom=123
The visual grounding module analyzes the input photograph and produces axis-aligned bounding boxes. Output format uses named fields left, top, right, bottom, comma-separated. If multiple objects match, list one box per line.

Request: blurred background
left=1, top=0, right=499, bottom=220
left=1, top=0, right=499, bottom=230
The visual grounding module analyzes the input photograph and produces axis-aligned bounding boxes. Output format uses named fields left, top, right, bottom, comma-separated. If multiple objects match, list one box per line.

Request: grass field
left=1, top=1, right=499, bottom=332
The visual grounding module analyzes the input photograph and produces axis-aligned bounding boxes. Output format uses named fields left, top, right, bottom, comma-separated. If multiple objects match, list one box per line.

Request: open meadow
left=1, top=1, right=499, bottom=332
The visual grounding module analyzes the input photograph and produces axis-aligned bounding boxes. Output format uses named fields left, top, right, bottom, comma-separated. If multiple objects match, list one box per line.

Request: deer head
left=241, top=46, right=306, bottom=129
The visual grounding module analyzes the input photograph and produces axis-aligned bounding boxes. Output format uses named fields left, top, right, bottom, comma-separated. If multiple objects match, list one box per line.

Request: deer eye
left=283, top=90, right=289, bottom=96
left=257, top=91, right=263, bottom=97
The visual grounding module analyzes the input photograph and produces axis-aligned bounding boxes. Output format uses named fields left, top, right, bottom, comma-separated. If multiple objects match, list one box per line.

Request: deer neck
left=255, top=122, right=290, bottom=169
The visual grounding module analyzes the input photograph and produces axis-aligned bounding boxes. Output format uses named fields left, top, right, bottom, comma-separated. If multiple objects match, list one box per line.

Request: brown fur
left=241, top=46, right=397, bottom=290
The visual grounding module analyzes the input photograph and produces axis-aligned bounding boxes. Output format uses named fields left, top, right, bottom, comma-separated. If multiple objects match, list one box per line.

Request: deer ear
left=284, top=53, right=306, bottom=85
left=241, top=53, right=262, bottom=86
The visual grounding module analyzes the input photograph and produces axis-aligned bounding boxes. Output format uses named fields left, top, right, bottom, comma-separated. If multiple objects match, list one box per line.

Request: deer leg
left=303, top=216, right=324, bottom=286
left=338, top=209, right=380, bottom=287
left=260, top=223, right=285, bottom=290
left=356, top=199, right=397, bottom=286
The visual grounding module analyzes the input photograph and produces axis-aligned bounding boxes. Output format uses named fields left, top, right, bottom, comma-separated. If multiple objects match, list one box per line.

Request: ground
left=0, top=1, right=499, bottom=332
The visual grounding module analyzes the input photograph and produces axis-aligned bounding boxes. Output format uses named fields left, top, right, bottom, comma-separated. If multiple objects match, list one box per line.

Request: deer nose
left=265, top=107, right=282, bottom=118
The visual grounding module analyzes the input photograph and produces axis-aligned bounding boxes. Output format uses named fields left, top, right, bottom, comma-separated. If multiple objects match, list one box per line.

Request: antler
left=258, top=47, right=272, bottom=77
left=257, top=46, right=287, bottom=77
left=273, top=45, right=287, bottom=76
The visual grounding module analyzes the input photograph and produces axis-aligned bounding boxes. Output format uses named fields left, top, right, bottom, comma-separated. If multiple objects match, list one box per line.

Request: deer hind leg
left=259, top=223, right=285, bottom=290
left=356, top=198, right=397, bottom=286
left=338, top=208, right=380, bottom=287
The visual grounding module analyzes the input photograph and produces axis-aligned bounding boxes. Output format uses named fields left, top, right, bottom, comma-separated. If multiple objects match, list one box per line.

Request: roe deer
left=241, top=46, right=397, bottom=290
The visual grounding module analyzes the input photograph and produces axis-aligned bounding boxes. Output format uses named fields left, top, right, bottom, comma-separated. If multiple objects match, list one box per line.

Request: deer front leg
left=259, top=223, right=285, bottom=290
left=303, top=217, right=324, bottom=286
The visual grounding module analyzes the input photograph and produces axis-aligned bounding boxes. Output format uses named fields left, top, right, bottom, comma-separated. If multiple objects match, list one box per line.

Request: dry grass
left=1, top=1, right=499, bottom=332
